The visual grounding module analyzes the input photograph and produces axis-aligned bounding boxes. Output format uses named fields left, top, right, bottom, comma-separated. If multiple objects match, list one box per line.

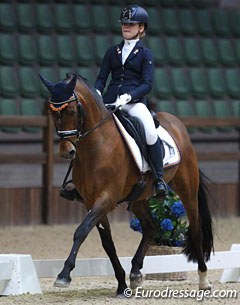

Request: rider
left=61, top=4, right=168, bottom=200
left=94, top=4, right=168, bottom=199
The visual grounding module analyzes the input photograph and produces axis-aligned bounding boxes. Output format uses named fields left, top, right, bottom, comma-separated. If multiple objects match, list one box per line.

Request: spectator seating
left=0, top=1, right=239, bottom=135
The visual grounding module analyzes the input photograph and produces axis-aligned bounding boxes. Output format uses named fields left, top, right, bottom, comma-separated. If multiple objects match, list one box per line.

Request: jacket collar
left=116, top=40, right=144, bottom=63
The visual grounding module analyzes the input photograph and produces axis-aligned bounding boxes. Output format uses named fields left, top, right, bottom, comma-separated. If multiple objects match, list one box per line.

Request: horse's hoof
left=54, top=276, right=71, bottom=288
left=116, top=293, right=127, bottom=299
left=130, top=273, right=143, bottom=289
left=199, top=284, right=212, bottom=291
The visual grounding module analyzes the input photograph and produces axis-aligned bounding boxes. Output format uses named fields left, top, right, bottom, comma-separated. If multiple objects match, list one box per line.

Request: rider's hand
left=115, top=94, right=132, bottom=107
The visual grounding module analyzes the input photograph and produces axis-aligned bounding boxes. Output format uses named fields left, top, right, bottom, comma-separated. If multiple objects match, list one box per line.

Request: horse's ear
left=66, top=73, right=77, bottom=93
left=39, top=74, right=55, bottom=91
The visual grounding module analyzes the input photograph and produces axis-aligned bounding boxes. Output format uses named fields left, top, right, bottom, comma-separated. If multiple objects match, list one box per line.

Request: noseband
left=49, top=92, right=85, bottom=140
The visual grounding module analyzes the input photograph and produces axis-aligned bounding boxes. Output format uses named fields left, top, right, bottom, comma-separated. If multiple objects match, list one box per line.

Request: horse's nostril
left=68, top=150, right=76, bottom=159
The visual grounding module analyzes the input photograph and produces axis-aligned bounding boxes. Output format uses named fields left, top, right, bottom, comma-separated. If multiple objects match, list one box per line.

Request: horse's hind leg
left=129, top=200, right=156, bottom=289
left=96, top=216, right=127, bottom=296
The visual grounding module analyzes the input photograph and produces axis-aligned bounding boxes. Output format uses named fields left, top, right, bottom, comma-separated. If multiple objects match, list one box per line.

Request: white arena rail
left=0, top=245, right=240, bottom=296
left=33, top=246, right=240, bottom=279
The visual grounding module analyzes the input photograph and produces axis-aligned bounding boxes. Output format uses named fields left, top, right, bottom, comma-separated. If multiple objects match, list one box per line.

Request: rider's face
left=121, top=23, right=144, bottom=40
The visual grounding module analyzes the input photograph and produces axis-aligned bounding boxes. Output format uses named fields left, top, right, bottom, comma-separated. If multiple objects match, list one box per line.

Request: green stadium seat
left=74, top=5, right=91, bottom=33
left=155, top=100, right=176, bottom=115
left=176, top=100, right=194, bottom=117
left=16, top=3, right=35, bottom=32
left=207, top=68, right=226, bottom=98
left=195, top=99, right=212, bottom=116
left=176, top=99, right=197, bottom=133
left=37, top=35, right=57, bottom=65
left=229, top=10, right=240, bottom=37
left=20, top=99, right=41, bottom=133
left=183, top=37, right=202, bottom=66
left=179, top=9, right=197, bottom=35
left=94, top=35, right=110, bottom=65
left=56, top=35, right=75, bottom=66
left=225, top=68, right=240, bottom=98
left=0, top=34, right=17, bottom=65
left=111, top=35, right=122, bottom=45
left=0, top=66, right=18, bottom=98
left=54, top=4, right=73, bottom=33
left=109, top=6, right=122, bottom=34
left=0, top=3, right=16, bottom=32
left=154, top=68, right=172, bottom=99
left=195, top=99, right=213, bottom=133
left=217, top=39, right=236, bottom=66
left=189, top=67, right=209, bottom=98
left=213, top=100, right=233, bottom=132
left=165, top=37, right=184, bottom=65
left=147, top=8, right=163, bottom=35
left=36, top=4, right=54, bottom=33
left=233, top=39, right=240, bottom=64
left=195, top=10, right=213, bottom=36
left=171, top=68, right=191, bottom=98
left=231, top=100, right=240, bottom=117
left=75, top=36, right=94, bottom=66
left=39, top=67, right=58, bottom=97
left=78, top=67, right=95, bottom=84
left=146, top=37, right=166, bottom=66
left=200, top=38, right=219, bottom=66
left=18, top=67, right=39, bottom=97
left=91, top=5, right=109, bottom=33
left=0, top=99, right=20, bottom=133
left=161, top=9, right=179, bottom=35
left=18, top=34, right=37, bottom=65
left=212, top=9, right=231, bottom=36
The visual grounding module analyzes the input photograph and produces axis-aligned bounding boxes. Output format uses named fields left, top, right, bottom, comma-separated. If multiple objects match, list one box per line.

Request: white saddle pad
left=113, top=114, right=181, bottom=173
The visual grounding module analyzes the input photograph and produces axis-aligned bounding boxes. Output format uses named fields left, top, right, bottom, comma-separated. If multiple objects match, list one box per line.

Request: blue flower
left=172, top=239, right=184, bottom=247
left=171, top=201, right=186, bottom=218
left=130, top=217, right=142, bottom=233
left=160, top=219, right=174, bottom=231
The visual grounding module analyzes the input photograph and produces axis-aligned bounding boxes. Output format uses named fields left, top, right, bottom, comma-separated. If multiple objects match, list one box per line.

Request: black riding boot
left=147, top=137, right=168, bottom=199
left=60, top=181, right=83, bottom=202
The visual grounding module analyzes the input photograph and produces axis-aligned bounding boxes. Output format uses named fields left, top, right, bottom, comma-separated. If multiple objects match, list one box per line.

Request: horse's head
left=40, top=73, right=84, bottom=159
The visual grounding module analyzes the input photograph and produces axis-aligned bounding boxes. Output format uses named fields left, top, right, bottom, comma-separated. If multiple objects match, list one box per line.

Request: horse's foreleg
left=54, top=192, right=112, bottom=288
left=130, top=201, right=156, bottom=289
left=96, top=216, right=127, bottom=295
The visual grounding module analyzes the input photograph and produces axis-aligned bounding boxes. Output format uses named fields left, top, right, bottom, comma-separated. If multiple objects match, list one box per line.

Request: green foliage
left=130, top=190, right=188, bottom=247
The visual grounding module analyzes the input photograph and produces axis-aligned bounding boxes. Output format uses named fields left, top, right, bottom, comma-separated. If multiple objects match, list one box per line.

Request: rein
left=50, top=92, right=119, bottom=141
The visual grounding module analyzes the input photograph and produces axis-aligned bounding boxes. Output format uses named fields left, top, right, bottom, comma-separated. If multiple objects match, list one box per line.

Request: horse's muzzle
left=58, top=141, right=76, bottom=160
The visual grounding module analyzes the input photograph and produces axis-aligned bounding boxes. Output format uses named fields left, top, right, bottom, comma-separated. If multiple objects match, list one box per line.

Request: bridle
left=49, top=91, right=118, bottom=141
left=49, top=92, right=85, bottom=140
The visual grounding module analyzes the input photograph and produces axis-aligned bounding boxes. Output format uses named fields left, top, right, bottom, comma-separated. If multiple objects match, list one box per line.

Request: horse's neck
left=77, top=83, right=108, bottom=130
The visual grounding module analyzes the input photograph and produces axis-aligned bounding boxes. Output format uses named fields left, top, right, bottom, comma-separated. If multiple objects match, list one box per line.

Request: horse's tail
left=184, top=170, right=214, bottom=262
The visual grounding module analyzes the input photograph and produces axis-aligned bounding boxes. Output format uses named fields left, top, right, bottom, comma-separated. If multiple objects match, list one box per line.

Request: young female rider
left=60, top=5, right=167, bottom=201
left=94, top=5, right=167, bottom=198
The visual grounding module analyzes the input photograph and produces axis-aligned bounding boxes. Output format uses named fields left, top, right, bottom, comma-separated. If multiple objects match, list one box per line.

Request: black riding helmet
left=119, top=5, right=149, bottom=29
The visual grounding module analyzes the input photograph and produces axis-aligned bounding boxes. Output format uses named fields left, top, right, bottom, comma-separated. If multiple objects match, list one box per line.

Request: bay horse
left=40, top=73, right=214, bottom=296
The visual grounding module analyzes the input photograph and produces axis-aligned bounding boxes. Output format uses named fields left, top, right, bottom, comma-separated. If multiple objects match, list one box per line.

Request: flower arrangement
left=130, top=190, right=188, bottom=247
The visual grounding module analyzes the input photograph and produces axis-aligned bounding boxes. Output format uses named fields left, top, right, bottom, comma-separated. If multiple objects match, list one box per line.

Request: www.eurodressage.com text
left=123, top=286, right=239, bottom=301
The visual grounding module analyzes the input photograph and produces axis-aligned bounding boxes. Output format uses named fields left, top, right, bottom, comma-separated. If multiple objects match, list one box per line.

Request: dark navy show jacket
left=94, top=39, right=154, bottom=105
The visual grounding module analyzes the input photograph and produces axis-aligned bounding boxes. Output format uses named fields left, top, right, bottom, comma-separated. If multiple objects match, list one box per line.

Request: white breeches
left=121, top=103, right=158, bottom=145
